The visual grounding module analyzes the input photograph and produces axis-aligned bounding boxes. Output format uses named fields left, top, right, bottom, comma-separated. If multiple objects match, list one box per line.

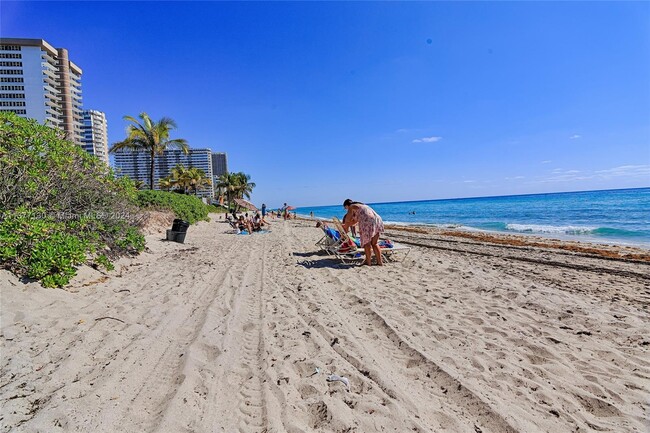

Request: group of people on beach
left=226, top=211, right=269, bottom=234
left=225, top=201, right=301, bottom=235
left=225, top=198, right=385, bottom=266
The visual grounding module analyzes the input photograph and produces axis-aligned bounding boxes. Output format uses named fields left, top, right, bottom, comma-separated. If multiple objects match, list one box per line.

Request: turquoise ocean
left=296, top=187, right=650, bottom=248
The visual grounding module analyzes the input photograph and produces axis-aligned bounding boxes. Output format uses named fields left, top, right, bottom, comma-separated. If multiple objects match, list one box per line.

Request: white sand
left=1, top=217, right=649, bottom=432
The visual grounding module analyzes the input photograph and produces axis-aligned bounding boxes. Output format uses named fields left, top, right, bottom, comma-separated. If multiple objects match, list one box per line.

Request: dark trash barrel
left=172, top=219, right=190, bottom=233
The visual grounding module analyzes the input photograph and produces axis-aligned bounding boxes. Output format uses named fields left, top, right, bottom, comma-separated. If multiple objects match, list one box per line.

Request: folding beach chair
left=315, top=220, right=365, bottom=263
left=331, top=217, right=412, bottom=263
left=315, top=223, right=339, bottom=251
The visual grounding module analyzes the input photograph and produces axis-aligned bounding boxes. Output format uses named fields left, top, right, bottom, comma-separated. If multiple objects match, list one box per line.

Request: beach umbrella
left=234, top=198, right=259, bottom=211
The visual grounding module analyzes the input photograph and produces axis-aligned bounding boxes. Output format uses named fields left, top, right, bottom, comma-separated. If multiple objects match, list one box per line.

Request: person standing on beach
left=260, top=204, right=270, bottom=225
left=341, top=199, right=385, bottom=266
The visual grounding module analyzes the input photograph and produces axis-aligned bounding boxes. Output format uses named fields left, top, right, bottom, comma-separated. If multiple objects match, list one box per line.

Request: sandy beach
left=1, top=216, right=649, bottom=433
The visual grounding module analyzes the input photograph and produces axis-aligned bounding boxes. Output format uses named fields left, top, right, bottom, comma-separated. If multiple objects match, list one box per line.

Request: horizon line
left=296, top=186, right=650, bottom=209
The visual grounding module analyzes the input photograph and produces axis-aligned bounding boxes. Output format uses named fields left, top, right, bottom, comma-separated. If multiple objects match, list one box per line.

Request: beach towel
left=325, top=227, right=341, bottom=240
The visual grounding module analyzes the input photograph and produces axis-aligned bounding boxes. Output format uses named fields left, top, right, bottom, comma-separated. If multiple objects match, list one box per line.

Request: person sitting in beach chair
left=315, top=220, right=361, bottom=262
left=316, top=217, right=411, bottom=264
left=238, top=215, right=253, bottom=235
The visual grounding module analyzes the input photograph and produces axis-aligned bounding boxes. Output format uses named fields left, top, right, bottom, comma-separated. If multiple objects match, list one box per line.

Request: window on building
left=0, top=109, right=26, bottom=114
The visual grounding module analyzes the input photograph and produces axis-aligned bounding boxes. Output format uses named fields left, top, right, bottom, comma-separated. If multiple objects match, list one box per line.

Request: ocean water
left=296, top=188, right=650, bottom=248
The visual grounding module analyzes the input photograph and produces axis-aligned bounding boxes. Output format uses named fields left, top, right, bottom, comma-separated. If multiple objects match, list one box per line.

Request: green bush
left=95, top=254, right=114, bottom=272
left=135, top=190, right=213, bottom=224
left=0, top=113, right=145, bottom=287
left=28, top=232, right=87, bottom=288
left=208, top=204, right=227, bottom=213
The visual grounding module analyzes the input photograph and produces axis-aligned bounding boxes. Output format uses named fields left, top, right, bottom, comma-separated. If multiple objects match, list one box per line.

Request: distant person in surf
left=341, top=199, right=385, bottom=266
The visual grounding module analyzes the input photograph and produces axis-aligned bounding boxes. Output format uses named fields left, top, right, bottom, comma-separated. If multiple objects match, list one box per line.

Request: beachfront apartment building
left=0, top=38, right=84, bottom=144
left=81, top=110, right=109, bottom=165
left=211, top=152, right=228, bottom=185
left=113, top=148, right=216, bottom=198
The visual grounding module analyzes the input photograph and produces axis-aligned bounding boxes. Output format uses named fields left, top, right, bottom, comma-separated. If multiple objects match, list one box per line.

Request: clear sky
left=3, top=1, right=649, bottom=207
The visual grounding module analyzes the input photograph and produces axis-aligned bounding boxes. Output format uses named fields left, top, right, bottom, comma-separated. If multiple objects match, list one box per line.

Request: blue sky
left=3, top=1, right=649, bottom=207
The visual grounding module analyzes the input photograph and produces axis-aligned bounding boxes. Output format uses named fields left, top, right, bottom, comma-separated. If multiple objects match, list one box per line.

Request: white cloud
left=595, top=165, right=650, bottom=178
left=535, top=164, right=650, bottom=184
left=569, top=134, right=581, bottom=139
left=541, top=160, right=552, bottom=164
left=395, top=128, right=424, bottom=134
left=412, top=136, right=442, bottom=143
left=505, top=176, right=525, bottom=180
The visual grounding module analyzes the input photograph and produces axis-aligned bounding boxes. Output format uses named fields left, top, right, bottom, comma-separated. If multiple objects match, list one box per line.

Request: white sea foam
left=505, top=223, right=597, bottom=235
left=383, top=221, right=468, bottom=230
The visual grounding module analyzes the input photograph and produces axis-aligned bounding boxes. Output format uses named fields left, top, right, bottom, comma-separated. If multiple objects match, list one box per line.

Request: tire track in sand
left=152, top=234, right=270, bottom=433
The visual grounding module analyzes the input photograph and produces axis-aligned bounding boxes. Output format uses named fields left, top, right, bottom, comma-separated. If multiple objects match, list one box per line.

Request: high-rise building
left=81, top=110, right=109, bottom=165
left=0, top=38, right=84, bottom=143
left=211, top=152, right=228, bottom=186
left=113, top=148, right=215, bottom=198
left=211, top=152, right=228, bottom=177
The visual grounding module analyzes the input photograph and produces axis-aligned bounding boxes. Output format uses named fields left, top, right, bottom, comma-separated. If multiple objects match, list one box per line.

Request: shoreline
left=298, top=215, right=650, bottom=262
left=294, top=187, right=650, bottom=250
left=1, top=216, right=648, bottom=432
left=298, top=213, right=650, bottom=250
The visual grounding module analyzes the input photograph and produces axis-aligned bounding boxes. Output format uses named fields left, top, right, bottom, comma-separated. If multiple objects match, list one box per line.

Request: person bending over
left=341, top=199, right=384, bottom=266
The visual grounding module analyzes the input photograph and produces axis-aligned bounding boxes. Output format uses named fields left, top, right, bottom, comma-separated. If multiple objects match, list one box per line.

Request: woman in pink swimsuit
left=341, top=199, right=385, bottom=266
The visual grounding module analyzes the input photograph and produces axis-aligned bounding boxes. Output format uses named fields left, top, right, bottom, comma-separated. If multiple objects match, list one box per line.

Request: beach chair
left=315, top=220, right=365, bottom=263
left=315, top=223, right=342, bottom=250
left=330, top=217, right=412, bottom=263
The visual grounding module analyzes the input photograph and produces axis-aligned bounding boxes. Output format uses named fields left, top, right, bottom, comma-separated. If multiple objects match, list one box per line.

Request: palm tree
left=170, top=164, right=191, bottom=194
left=216, top=172, right=256, bottom=211
left=233, top=172, right=256, bottom=200
left=158, top=176, right=175, bottom=191
left=187, top=167, right=212, bottom=195
left=216, top=171, right=238, bottom=210
left=109, top=113, right=189, bottom=190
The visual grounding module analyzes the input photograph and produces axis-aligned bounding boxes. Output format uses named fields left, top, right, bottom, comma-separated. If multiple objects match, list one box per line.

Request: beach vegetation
left=216, top=171, right=256, bottom=211
left=135, top=190, right=214, bottom=224
left=159, top=175, right=175, bottom=191
left=109, top=112, right=189, bottom=190
left=0, top=112, right=145, bottom=287
left=95, top=254, right=115, bottom=271
left=165, top=164, right=212, bottom=195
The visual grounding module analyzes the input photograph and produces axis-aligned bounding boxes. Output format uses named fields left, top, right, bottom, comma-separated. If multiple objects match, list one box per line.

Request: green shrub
left=114, top=224, right=146, bottom=253
left=208, top=204, right=227, bottom=213
left=28, top=232, right=87, bottom=288
left=135, top=190, right=213, bottom=224
left=95, top=254, right=114, bottom=271
left=0, top=113, right=146, bottom=287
